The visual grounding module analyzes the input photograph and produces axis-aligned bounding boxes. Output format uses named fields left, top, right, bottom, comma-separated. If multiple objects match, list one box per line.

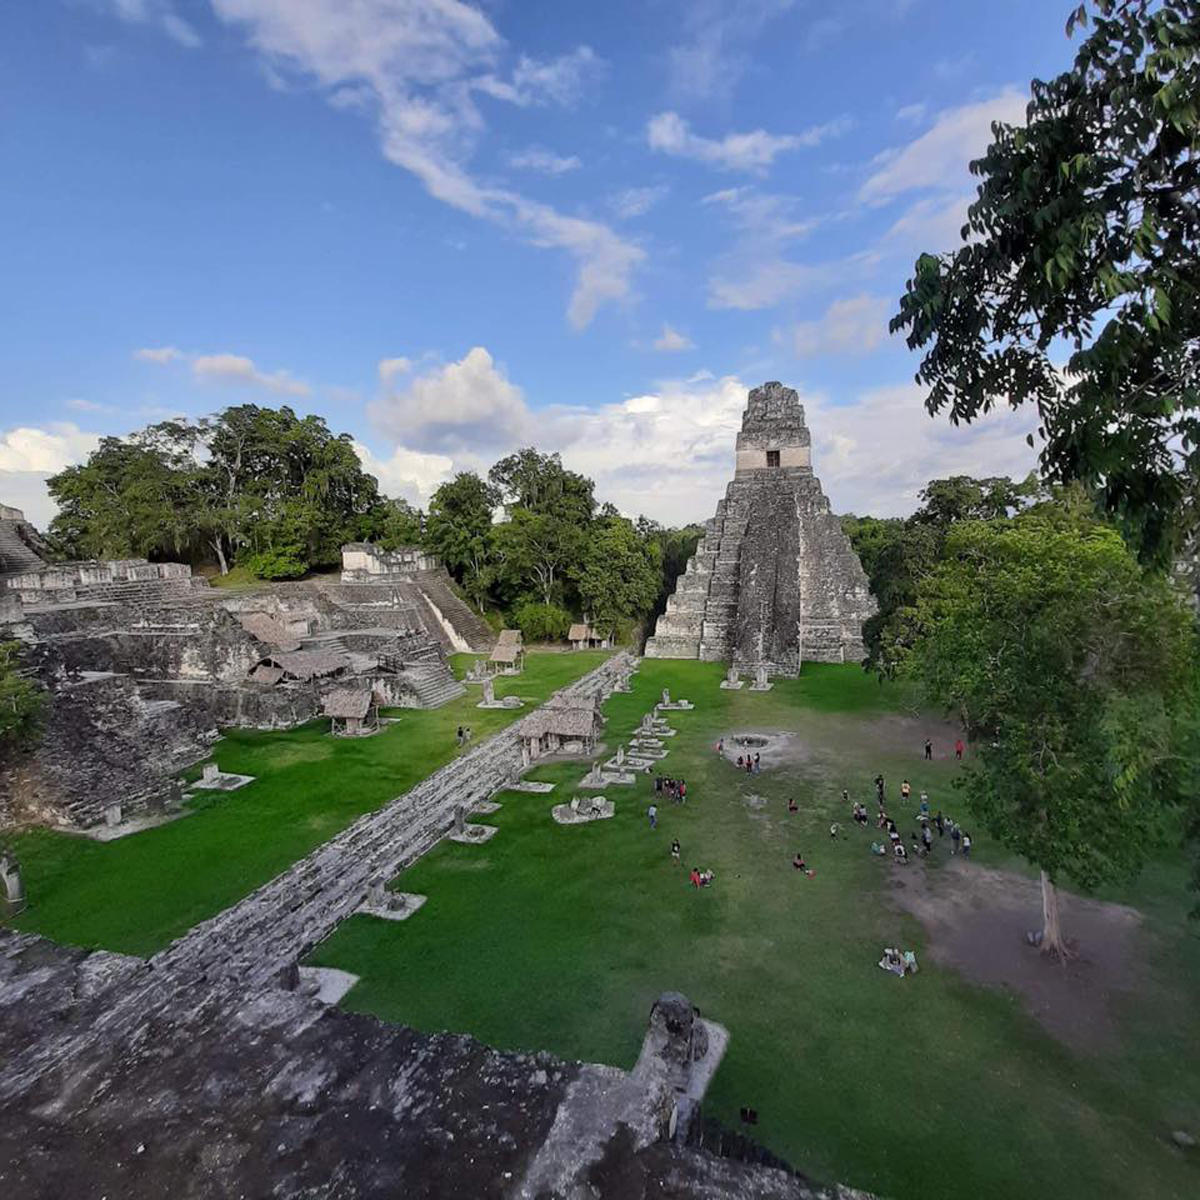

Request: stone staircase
left=0, top=519, right=49, bottom=580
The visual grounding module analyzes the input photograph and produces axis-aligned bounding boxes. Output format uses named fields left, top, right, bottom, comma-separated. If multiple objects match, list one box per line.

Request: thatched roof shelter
left=322, top=689, right=373, bottom=720
left=567, top=623, right=591, bottom=642
left=262, top=649, right=350, bottom=681
left=497, top=628, right=522, bottom=647
left=238, top=612, right=302, bottom=651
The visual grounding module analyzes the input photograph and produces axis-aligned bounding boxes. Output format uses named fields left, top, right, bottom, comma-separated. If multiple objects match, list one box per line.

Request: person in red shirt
left=690, top=867, right=702, bottom=887
left=955, top=738, right=965, bottom=760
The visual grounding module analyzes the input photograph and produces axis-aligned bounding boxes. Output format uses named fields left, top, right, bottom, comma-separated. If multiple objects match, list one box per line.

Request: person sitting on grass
left=690, top=866, right=702, bottom=888
left=736, top=755, right=744, bottom=769
left=869, top=841, right=887, bottom=856
left=792, top=853, right=814, bottom=877
left=787, top=797, right=799, bottom=813
left=894, top=841, right=908, bottom=864
left=698, top=868, right=714, bottom=887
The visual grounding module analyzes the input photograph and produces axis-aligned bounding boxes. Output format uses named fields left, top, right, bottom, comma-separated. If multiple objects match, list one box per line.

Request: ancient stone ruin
left=645, top=381, right=876, bottom=675
left=0, top=513, right=489, bottom=832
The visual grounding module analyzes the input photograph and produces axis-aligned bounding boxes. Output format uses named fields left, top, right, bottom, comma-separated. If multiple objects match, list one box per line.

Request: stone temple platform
left=645, top=382, right=876, bottom=675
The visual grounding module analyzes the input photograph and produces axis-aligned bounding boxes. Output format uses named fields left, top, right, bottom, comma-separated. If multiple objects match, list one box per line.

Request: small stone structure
left=568, top=622, right=610, bottom=650
left=191, top=762, right=255, bottom=792
left=323, top=687, right=379, bottom=736
left=552, top=794, right=615, bottom=824
left=749, top=663, right=774, bottom=692
left=477, top=675, right=522, bottom=710
left=489, top=629, right=524, bottom=674
left=1, top=851, right=25, bottom=916
left=720, top=664, right=744, bottom=690
left=645, top=381, right=876, bottom=674
left=657, top=687, right=695, bottom=711
left=518, top=696, right=605, bottom=764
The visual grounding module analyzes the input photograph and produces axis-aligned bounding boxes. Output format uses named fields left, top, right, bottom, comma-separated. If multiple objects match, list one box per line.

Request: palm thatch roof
left=264, top=650, right=350, bottom=681
left=489, top=643, right=520, bottom=664
left=323, top=688, right=373, bottom=719
left=497, top=628, right=522, bottom=646
left=238, top=612, right=302, bottom=651
left=249, top=664, right=285, bottom=686
left=518, top=706, right=602, bottom=739
left=567, top=623, right=592, bottom=641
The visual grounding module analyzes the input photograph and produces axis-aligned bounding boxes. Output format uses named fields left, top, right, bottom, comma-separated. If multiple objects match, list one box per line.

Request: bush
left=0, top=642, right=45, bottom=748
left=512, top=601, right=572, bottom=642
left=244, top=547, right=309, bottom=581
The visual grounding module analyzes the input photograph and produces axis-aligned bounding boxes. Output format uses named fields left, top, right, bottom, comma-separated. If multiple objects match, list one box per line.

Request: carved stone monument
left=749, top=662, right=773, bottom=692
left=645, top=381, right=876, bottom=674
left=719, top=664, right=743, bottom=690
left=1, top=851, right=25, bottom=915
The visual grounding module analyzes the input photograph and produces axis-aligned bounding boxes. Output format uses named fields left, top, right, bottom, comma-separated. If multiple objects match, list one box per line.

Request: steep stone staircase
left=0, top=519, right=49, bottom=580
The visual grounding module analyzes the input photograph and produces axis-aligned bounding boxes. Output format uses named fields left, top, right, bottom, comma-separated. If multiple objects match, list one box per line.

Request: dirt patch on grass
left=889, top=858, right=1143, bottom=1053
left=718, top=729, right=806, bottom=771
left=849, top=712, right=964, bottom=761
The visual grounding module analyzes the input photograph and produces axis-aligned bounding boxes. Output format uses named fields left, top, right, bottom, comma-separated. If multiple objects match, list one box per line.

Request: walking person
left=648, top=803, right=658, bottom=830
left=955, top=738, right=964, bottom=761
left=962, top=831, right=972, bottom=859
left=924, top=738, right=933, bottom=761
left=900, top=779, right=912, bottom=803
left=671, top=838, right=681, bottom=864
left=950, top=823, right=961, bottom=855
left=456, top=725, right=464, bottom=748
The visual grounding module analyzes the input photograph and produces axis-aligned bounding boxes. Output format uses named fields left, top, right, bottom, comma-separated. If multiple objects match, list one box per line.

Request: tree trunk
left=1040, top=870, right=1070, bottom=958
left=212, top=536, right=229, bottom=576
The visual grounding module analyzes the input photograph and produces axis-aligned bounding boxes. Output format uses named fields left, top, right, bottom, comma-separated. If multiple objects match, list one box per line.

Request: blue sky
left=1, top=0, right=1073, bottom=527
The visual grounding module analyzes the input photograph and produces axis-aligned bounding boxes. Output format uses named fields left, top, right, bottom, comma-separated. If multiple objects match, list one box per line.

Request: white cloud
left=368, top=346, right=533, bottom=454
left=109, top=0, right=201, bottom=48
left=883, top=192, right=973, bottom=254
left=702, top=187, right=819, bottom=243
left=788, top=294, right=892, bottom=357
left=134, top=345, right=183, bottom=364
left=609, top=185, right=668, bottom=220
left=507, top=146, right=582, bottom=176
left=66, top=398, right=120, bottom=415
left=860, top=87, right=1026, bottom=203
left=206, top=1, right=638, bottom=328
left=0, top=423, right=103, bottom=529
left=667, top=0, right=798, bottom=103
left=475, top=46, right=603, bottom=108
left=652, top=324, right=695, bottom=353
left=378, top=357, right=412, bottom=385
left=191, top=352, right=311, bottom=396
left=647, top=111, right=848, bottom=173
left=353, top=441, right=455, bottom=507
left=894, top=101, right=928, bottom=124
left=708, top=255, right=880, bottom=311
left=806, top=383, right=1039, bottom=516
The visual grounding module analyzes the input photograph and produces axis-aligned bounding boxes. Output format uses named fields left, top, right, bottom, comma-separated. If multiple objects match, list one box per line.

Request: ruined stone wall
left=0, top=664, right=212, bottom=830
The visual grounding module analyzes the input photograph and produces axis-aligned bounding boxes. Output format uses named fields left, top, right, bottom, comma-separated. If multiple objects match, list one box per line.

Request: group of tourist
left=867, top=774, right=972, bottom=865
left=654, top=775, right=688, bottom=803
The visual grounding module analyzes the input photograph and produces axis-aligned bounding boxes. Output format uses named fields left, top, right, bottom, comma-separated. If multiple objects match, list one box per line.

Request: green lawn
left=308, top=659, right=1200, bottom=1200
left=7, top=649, right=609, bottom=956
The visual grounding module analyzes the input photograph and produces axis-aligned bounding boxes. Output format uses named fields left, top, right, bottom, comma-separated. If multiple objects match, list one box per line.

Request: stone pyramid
left=644, top=381, right=875, bottom=675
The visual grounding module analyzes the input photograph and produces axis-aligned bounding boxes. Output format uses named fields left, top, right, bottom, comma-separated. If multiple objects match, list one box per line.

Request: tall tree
left=424, top=473, right=498, bottom=611
left=0, top=642, right=45, bottom=753
left=493, top=506, right=585, bottom=607
left=893, top=511, right=1198, bottom=954
left=572, top=516, right=661, bottom=639
left=488, top=447, right=595, bottom=525
left=891, top=0, right=1200, bottom=561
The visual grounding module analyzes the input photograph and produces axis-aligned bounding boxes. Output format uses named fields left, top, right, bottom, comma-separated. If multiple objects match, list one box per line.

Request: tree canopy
left=48, top=405, right=387, bottom=578
left=891, top=504, right=1198, bottom=950
left=892, top=0, right=1200, bottom=561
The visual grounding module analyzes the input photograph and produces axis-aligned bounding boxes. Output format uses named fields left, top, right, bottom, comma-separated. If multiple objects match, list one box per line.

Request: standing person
left=924, top=738, right=933, bottom=761
left=842, top=789, right=850, bottom=807
left=922, top=825, right=933, bottom=855
left=935, top=811, right=945, bottom=836
left=874, top=774, right=885, bottom=805
left=962, top=831, right=972, bottom=858
left=671, top=838, right=681, bottom=864
left=919, top=792, right=930, bottom=817
left=679, top=780, right=687, bottom=803
left=901, top=780, right=912, bottom=803
left=955, top=738, right=964, bottom=761
left=456, top=725, right=464, bottom=748
left=829, top=822, right=840, bottom=840
left=951, top=823, right=961, bottom=855
left=716, top=738, right=724, bottom=755
left=648, top=803, right=658, bottom=830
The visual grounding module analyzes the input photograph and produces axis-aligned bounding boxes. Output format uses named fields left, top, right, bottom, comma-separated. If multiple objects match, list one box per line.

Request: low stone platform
left=471, top=800, right=503, bottom=815
left=551, top=797, right=614, bottom=824
left=70, top=807, right=193, bottom=842
left=508, top=780, right=556, bottom=793
left=297, top=966, right=361, bottom=1005
left=191, top=767, right=255, bottom=792
left=356, top=891, right=427, bottom=922
left=449, top=823, right=498, bottom=845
